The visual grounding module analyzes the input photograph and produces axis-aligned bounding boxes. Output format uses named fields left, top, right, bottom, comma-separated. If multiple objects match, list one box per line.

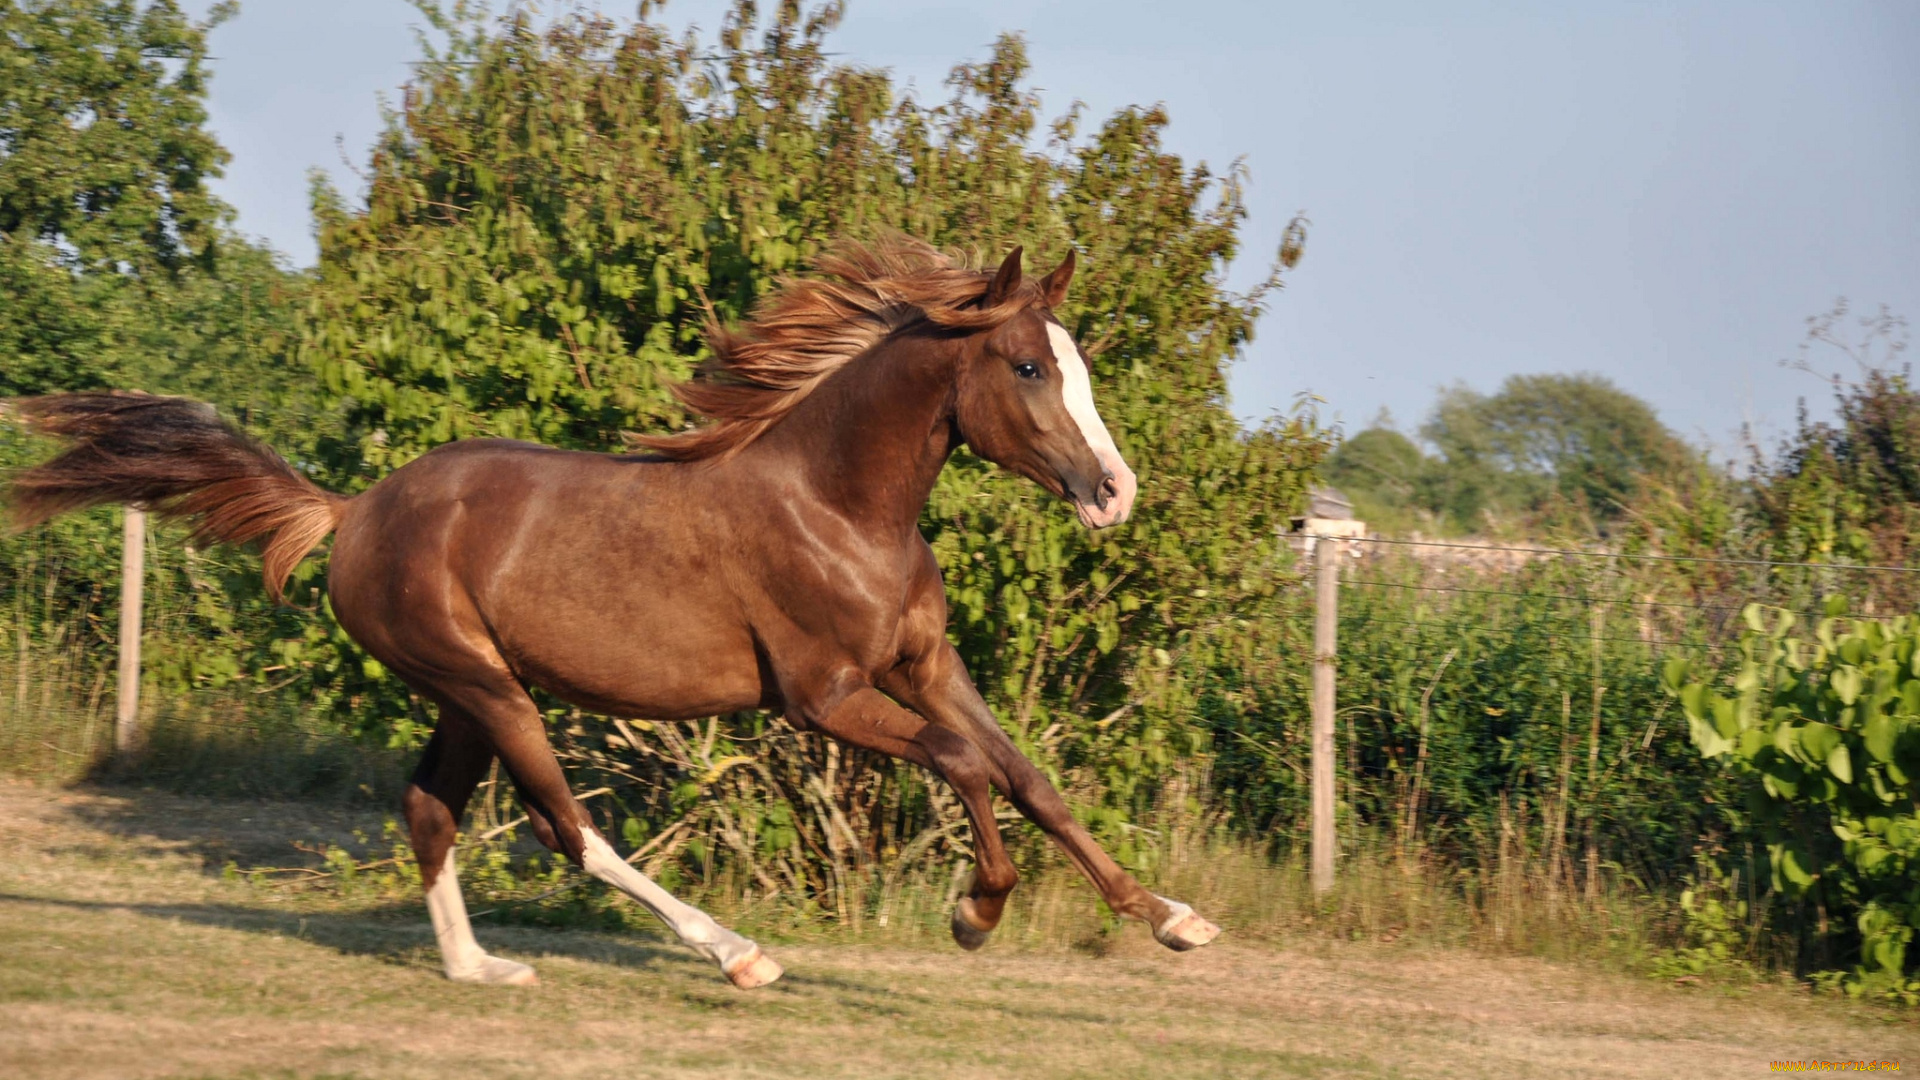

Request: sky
left=185, top=1, right=1919, bottom=456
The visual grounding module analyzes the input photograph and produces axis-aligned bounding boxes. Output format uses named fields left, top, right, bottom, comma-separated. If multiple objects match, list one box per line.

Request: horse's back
left=328, top=438, right=769, bottom=718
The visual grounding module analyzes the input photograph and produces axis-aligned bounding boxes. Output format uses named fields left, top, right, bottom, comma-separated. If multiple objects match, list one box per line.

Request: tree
left=1329, top=374, right=1684, bottom=536
left=1751, top=302, right=1918, bottom=584
left=1320, top=425, right=1434, bottom=534
left=1424, top=373, right=1683, bottom=529
left=299, top=1, right=1325, bottom=872
left=0, top=0, right=239, bottom=393
left=1, top=0, right=325, bottom=724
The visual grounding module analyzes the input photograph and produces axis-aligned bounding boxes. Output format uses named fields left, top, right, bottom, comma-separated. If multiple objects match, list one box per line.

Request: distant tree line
left=1323, top=328, right=1917, bottom=581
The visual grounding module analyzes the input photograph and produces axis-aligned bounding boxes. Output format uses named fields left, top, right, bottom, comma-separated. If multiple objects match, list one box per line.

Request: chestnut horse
left=6, top=239, right=1218, bottom=989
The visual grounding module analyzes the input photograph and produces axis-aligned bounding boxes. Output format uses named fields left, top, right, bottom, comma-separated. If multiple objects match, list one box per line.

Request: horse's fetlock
left=976, top=864, right=1018, bottom=897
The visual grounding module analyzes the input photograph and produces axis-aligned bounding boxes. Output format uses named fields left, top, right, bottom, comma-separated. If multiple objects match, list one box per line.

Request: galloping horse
left=5, top=239, right=1219, bottom=989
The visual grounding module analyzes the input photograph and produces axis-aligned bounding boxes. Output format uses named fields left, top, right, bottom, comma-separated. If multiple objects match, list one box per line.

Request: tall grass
left=4, top=529, right=1821, bottom=980
left=1, top=620, right=407, bottom=801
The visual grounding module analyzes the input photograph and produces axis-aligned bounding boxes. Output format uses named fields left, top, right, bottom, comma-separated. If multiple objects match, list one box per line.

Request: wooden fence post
left=1311, top=535, right=1339, bottom=895
left=115, top=505, right=145, bottom=753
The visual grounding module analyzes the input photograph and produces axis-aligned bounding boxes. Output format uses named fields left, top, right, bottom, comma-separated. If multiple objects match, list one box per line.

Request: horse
left=4, top=238, right=1220, bottom=989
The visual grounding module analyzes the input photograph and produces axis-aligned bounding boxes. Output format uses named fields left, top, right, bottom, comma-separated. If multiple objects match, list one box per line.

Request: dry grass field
left=0, top=777, right=1911, bottom=1079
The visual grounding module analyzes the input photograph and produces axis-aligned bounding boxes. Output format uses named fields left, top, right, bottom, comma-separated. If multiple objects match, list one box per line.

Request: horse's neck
left=748, top=330, right=958, bottom=534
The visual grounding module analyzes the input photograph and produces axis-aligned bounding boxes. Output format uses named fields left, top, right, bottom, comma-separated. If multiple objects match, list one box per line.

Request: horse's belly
left=501, top=621, right=771, bottom=721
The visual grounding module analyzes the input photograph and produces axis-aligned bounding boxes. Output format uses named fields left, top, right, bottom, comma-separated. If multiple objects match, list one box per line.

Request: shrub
left=1667, top=601, right=1920, bottom=1001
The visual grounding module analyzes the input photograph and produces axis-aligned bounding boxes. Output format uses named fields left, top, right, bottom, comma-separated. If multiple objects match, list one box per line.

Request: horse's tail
left=4, top=392, right=349, bottom=602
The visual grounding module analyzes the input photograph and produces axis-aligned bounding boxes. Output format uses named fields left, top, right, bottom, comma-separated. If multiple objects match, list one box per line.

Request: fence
left=14, top=506, right=1919, bottom=934
left=1296, top=531, right=1920, bottom=895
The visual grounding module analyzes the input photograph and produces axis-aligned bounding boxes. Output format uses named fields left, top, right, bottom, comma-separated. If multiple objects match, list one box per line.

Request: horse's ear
left=1039, top=248, right=1076, bottom=308
left=986, top=246, right=1023, bottom=305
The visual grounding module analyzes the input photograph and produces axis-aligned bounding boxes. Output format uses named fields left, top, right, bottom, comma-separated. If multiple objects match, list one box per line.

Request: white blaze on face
left=1045, top=322, right=1137, bottom=527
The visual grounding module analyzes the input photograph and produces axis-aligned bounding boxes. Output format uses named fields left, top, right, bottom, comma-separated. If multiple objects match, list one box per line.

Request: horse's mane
left=628, top=236, right=1043, bottom=462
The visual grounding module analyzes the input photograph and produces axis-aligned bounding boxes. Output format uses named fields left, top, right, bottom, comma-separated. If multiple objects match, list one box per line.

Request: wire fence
left=1265, top=530, right=1920, bottom=895
left=1343, top=535, right=1920, bottom=575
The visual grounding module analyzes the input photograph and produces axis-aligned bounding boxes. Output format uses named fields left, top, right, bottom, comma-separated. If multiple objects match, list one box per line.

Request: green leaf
left=1687, top=708, right=1733, bottom=757
left=1831, top=666, right=1864, bottom=706
left=1679, top=683, right=1711, bottom=722
left=1776, top=722, right=1804, bottom=762
left=1827, top=742, right=1853, bottom=784
left=1800, top=722, right=1842, bottom=764
left=1662, top=656, right=1691, bottom=694
left=1712, top=698, right=1740, bottom=740
left=1864, top=712, right=1899, bottom=763
left=1762, top=764, right=1801, bottom=800
left=1773, top=843, right=1815, bottom=890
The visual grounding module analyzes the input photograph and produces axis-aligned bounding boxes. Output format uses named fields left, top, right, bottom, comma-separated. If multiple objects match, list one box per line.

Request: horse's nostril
left=1096, top=475, right=1118, bottom=510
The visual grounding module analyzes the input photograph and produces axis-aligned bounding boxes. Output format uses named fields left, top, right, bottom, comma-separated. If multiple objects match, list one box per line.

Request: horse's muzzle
left=1073, top=449, right=1136, bottom=529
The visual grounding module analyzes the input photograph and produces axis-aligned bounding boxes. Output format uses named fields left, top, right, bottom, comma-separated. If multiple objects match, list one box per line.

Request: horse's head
left=953, top=248, right=1138, bottom=530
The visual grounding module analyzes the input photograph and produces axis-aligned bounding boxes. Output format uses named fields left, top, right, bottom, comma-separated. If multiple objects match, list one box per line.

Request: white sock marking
left=580, top=832, right=757, bottom=969
left=426, top=846, right=509, bottom=981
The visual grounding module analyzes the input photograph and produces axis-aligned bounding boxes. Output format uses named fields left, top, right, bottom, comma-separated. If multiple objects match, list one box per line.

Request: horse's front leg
left=793, top=682, right=1020, bottom=950
left=884, top=644, right=1221, bottom=952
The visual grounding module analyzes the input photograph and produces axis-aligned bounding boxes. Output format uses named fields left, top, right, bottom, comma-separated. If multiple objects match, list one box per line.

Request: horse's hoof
left=449, top=955, right=539, bottom=986
left=950, top=897, right=994, bottom=952
left=1151, top=897, right=1220, bottom=952
left=723, top=945, right=783, bottom=990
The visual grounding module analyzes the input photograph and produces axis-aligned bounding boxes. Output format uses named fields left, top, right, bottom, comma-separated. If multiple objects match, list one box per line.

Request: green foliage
left=0, top=0, right=351, bottom=751
left=1325, top=374, right=1683, bottom=537
left=1667, top=601, right=1920, bottom=1000
left=1217, top=549, right=1729, bottom=892
left=1426, top=374, right=1683, bottom=525
left=1750, top=303, right=1918, bottom=576
left=1649, top=860, right=1756, bottom=982
left=1319, top=427, right=1429, bottom=535
left=0, top=0, right=231, bottom=267
left=299, top=2, right=1327, bottom=833
left=0, top=0, right=237, bottom=393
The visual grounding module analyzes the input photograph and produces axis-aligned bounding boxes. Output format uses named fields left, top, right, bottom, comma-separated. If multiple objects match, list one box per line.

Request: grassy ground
left=0, top=778, right=1912, bottom=1079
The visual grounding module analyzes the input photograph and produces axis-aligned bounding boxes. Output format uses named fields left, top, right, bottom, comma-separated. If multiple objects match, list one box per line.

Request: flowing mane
left=628, top=237, right=1045, bottom=461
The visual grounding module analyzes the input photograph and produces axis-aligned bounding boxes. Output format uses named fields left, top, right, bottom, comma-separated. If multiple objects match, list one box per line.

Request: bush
left=1667, top=601, right=1920, bottom=1001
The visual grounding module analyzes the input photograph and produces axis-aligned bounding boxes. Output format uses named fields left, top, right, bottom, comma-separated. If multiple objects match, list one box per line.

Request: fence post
left=1311, top=535, right=1339, bottom=895
left=115, top=505, right=145, bottom=753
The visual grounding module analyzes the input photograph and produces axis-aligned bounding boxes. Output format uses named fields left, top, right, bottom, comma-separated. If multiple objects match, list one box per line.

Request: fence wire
left=1342, top=535, right=1920, bottom=575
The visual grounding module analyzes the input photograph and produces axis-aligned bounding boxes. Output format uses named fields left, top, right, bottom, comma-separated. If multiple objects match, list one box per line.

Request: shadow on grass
left=0, top=889, right=1008, bottom=1016
left=43, top=781, right=395, bottom=874
left=0, top=890, right=696, bottom=976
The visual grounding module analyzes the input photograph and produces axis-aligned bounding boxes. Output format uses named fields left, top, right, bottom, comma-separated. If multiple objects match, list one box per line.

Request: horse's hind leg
left=402, top=712, right=537, bottom=985
left=437, top=676, right=781, bottom=990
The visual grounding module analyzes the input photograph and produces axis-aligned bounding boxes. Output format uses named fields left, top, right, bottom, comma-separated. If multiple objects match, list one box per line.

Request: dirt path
left=0, top=779, right=1908, bottom=1079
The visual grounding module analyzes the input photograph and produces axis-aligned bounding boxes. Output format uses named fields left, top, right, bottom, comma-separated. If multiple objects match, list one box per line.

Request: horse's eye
left=1014, top=361, right=1041, bottom=380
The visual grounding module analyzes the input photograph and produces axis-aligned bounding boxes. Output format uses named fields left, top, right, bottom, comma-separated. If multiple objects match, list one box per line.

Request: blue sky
left=186, top=1, right=1918, bottom=455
